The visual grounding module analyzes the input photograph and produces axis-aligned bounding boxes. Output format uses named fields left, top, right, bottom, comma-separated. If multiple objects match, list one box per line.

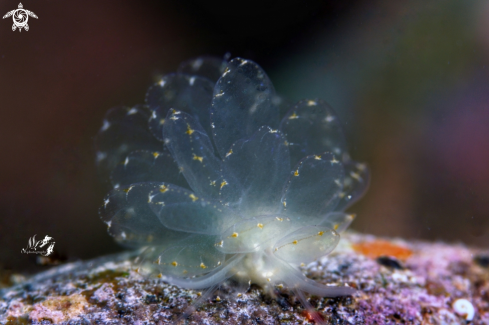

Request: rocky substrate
left=1, top=232, right=488, bottom=324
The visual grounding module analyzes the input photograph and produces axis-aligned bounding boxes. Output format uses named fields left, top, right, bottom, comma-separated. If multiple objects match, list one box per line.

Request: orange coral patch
left=353, top=240, right=412, bottom=260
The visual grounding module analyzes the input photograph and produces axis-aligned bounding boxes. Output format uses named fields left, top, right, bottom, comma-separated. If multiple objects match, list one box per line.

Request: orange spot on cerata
left=352, top=240, right=412, bottom=260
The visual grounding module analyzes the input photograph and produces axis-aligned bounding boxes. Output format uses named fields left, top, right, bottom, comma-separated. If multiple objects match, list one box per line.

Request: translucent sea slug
left=96, top=56, right=369, bottom=320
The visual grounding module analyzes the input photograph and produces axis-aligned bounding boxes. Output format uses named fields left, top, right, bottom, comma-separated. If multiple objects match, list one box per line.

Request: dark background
left=1, top=0, right=488, bottom=273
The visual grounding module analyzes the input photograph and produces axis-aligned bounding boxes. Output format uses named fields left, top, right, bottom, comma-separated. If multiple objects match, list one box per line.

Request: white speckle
left=101, top=120, right=110, bottom=131
left=325, top=115, right=335, bottom=122
left=189, top=76, right=196, bottom=86
left=104, top=198, right=110, bottom=208
left=96, top=151, right=107, bottom=162
left=452, top=298, right=475, bottom=321
left=391, top=271, right=409, bottom=283
left=151, top=111, right=157, bottom=119
left=121, top=231, right=127, bottom=240
left=239, top=60, right=248, bottom=66
left=159, top=79, right=166, bottom=87
left=127, top=108, right=138, bottom=115
left=356, top=163, right=367, bottom=171
left=215, top=92, right=224, bottom=98
left=350, top=171, right=362, bottom=181
left=437, top=309, right=460, bottom=324
left=192, top=58, right=203, bottom=70
left=248, top=103, right=258, bottom=114
left=124, top=157, right=129, bottom=166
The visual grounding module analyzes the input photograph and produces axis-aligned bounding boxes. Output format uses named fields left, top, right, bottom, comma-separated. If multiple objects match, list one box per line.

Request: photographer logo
left=3, top=3, right=38, bottom=32
left=21, top=235, right=55, bottom=256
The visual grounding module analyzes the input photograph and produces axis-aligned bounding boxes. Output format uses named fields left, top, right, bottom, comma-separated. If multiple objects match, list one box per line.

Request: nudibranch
left=96, top=56, right=369, bottom=321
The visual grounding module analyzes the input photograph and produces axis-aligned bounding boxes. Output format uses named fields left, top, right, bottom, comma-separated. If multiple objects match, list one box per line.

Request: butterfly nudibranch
left=96, top=56, right=369, bottom=316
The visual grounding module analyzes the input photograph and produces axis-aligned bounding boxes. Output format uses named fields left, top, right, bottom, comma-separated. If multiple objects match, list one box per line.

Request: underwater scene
left=1, top=0, right=489, bottom=324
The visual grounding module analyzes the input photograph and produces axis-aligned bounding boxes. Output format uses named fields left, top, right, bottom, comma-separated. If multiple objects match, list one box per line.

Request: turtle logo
left=3, top=3, right=38, bottom=32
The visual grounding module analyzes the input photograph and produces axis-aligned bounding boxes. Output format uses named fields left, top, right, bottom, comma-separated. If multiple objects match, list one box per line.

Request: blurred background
left=1, top=0, right=488, bottom=273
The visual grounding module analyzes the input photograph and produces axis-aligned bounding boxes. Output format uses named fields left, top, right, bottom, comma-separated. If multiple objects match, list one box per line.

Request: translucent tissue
left=96, top=56, right=369, bottom=303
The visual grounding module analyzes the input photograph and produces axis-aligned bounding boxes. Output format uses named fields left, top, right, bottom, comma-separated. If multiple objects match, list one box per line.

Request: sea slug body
left=95, top=56, right=369, bottom=321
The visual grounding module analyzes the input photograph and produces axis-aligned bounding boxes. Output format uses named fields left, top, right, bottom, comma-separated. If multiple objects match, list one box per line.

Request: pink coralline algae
left=1, top=232, right=489, bottom=324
